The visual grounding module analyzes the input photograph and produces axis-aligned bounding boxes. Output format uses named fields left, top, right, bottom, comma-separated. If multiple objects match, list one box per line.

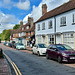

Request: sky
left=0, top=0, right=70, bottom=33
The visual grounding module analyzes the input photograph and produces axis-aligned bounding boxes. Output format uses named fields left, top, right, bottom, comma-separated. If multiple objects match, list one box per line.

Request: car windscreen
left=62, top=44, right=73, bottom=50
left=56, top=45, right=73, bottom=51
left=56, top=45, right=66, bottom=51
left=18, top=43, right=24, bottom=45
left=38, top=44, right=47, bottom=48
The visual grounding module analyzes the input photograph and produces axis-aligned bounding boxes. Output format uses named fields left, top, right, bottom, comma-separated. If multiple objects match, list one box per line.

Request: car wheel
left=37, top=51, right=40, bottom=56
left=32, top=50, right=34, bottom=54
left=46, top=53, right=49, bottom=59
left=58, top=56, right=62, bottom=63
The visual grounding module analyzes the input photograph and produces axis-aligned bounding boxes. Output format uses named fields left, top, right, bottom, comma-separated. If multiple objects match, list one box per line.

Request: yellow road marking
left=3, top=52, right=22, bottom=75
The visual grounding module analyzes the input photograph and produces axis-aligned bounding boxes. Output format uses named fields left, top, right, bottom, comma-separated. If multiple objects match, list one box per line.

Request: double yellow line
left=3, top=53, right=22, bottom=75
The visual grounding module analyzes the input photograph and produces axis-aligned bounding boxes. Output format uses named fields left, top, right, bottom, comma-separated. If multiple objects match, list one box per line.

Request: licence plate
left=70, top=57, right=75, bottom=59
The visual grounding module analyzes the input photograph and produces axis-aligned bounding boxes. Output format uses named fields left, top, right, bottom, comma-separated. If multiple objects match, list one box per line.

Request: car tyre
left=32, top=50, right=34, bottom=54
left=58, top=56, right=62, bottom=63
left=46, top=53, right=49, bottom=59
left=37, top=51, right=40, bottom=56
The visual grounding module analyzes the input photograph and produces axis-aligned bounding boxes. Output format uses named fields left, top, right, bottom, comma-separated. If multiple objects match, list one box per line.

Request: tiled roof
left=36, top=0, right=75, bottom=23
left=11, top=23, right=35, bottom=34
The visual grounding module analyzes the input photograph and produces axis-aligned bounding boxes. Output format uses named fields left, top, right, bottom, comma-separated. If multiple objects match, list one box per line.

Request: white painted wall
left=35, top=9, right=75, bottom=35
left=35, top=17, right=55, bottom=35
left=56, top=9, right=75, bottom=33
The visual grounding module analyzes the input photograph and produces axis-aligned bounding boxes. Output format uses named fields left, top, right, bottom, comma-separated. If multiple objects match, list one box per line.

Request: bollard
left=0, top=48, right=4, bottom=58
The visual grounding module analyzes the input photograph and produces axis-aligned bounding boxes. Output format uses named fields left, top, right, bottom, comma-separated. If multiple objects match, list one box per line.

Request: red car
left=46, top=44, right=75, bottom=63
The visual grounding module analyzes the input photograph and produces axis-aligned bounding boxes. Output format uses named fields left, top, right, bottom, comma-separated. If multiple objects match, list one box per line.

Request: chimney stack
left=20, top=21, right=23, bottom=25
left=28, top=17, right=33, bottom=28
left=42, top=4, right=47, bottom=15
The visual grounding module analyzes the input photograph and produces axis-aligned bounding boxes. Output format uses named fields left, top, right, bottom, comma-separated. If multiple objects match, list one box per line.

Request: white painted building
left=35, top=0, right=75, bottom=49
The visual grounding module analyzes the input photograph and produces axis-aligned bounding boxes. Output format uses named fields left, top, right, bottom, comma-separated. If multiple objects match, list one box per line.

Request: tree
left=0, top=29, right=11, bottom=41
left=13, top=24, right=20, bottom=29
left=4, top=30, right=11, bottom=41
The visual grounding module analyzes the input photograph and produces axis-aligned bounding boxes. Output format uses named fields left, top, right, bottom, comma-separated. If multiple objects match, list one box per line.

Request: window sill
left=60, top=24, right=66, bottom=27
left=72, top=23, right=75, bottom=25
left=37, top=30, right=40, bottom=31
left=42, top=29, right=45, bottom=30
left=48, top=27, right=53, bottom=29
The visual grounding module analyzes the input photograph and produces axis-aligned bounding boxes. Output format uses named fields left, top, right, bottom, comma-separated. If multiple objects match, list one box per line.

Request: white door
left=56, top=34, right=61, bottom=44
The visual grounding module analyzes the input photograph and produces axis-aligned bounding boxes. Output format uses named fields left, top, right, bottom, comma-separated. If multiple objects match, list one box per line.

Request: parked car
left=16, top=43, right=25, bottom=50
left=8, top=43, right=12, bottom=47
left=46, top=44, right=75, bottom=63
left=4, top=41, right=7, bottom=45
left=12, top=43, right=16, bottom=48
left=32, top=44, right=47, bottom=56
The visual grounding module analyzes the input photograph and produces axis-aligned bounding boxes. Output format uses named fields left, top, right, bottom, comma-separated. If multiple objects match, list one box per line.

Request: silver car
left=32, top=44, right=47, bottom=56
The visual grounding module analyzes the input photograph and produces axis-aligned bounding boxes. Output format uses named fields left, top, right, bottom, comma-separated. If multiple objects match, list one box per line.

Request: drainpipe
left=54, top=16, right=56, bottom=44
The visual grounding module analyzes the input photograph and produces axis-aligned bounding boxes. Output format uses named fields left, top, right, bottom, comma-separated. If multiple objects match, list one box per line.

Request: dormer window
left=26, top=26, right=29, bottom=29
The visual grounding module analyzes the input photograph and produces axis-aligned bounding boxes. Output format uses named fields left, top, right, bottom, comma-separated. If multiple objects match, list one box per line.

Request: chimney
left=20, top=21, right=23, bottom=25
left=42, top=4, right=47, bottom=15
left=28, top=17, right=33, bottom=28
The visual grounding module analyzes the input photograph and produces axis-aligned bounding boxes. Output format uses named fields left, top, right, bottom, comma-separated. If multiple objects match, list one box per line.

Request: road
left=0, top=43, right=75, bottom=75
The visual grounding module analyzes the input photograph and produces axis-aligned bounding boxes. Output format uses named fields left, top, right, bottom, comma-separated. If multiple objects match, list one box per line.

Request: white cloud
left=23, top=14, right=32, bottom=24
left=0, top=11, right=19, bottom=33
left=23, top=0, right=70, bottom=22
left=14, top=0, right=30, bottom=10
left=3, top=0, right=11, bottom=4
left=0, top=0, right=30, bottom=10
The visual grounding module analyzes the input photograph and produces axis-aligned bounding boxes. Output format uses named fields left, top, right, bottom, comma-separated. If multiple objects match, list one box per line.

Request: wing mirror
left=54, top=49, right=58, bottom=51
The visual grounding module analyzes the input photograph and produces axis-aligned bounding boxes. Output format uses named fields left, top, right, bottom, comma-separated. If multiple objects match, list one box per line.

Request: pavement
left=0, top=58, right=10, bottom=75
left=25, top=47, right=32, bottom=51
left=0, top=43, right=10, bottom=75
left=0, top=43, right=75, bottom=75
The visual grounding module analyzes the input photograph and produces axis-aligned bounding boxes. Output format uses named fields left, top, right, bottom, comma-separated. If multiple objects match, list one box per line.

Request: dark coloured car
left=8, top=43, right=12, bottom=47
left=11, top=41, right=16, bottom=48
left=46, top=44, right=75, bottom=63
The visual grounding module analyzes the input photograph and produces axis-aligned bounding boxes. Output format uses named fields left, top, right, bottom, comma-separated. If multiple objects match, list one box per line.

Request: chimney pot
left=20, top=21, right=23, bottom=25
left=42, top=4, right=47, bottom=15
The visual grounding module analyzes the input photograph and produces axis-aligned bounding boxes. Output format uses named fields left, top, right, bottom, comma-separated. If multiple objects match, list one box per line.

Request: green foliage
left=0, top=29, right=11, bottom=41
left=13, top=24, right=20, bottom=29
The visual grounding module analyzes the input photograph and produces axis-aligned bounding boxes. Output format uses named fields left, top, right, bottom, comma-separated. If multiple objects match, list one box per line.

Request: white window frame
left=60, top=16, right=66, bottom=26
left=48, top=20, right=52, bottom=29
left=42, top=22, right=45, bottom=30
left=48, top=35, right=54, bottom=44
left=37, top=24, right=40, bottom=31
left=73, top=14, right=75, bottom=23
left=26, top=26, right=29, bottom=29
left=63, top=33, right=74, bottom=49
left=22, top=27, right=24, bottom=30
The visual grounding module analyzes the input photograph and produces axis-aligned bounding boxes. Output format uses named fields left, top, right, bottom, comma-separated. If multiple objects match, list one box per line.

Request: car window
left=63, top=44, right=73, bottom=50
left=48, top=45, right=53, bottom=49
left=48, top=45, right=57, bottom=50
left=18, top=43, right=23, bottom=45
left=56, top=45, right=66, bottom=51
left=38, top=44, right=47, bottom=48
left=52, top=45, right=57, bottom=50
